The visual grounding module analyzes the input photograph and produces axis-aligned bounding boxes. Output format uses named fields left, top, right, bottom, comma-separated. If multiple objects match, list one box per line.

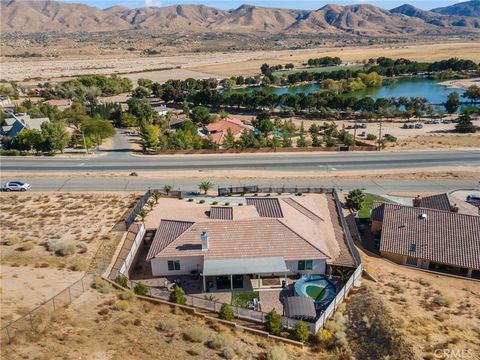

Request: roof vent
left=201, top=231, right=209, bottom=251
left=420, top=213, right=427, bottom=220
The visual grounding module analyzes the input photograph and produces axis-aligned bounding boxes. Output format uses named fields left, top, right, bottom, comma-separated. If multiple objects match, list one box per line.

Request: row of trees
left=37, top=75, right=133, bottom=103
left=306, top=56, right=342, bottom=67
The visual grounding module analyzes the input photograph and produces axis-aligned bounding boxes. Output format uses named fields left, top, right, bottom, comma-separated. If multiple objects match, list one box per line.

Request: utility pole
left=377, top=118, right=382, bottom=151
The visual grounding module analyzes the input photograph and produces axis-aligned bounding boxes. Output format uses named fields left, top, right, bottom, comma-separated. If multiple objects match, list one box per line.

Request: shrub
left=224, top=202, right=230, bottom=206
left=238, top=203, right=243, bottom=206
left=222, top=347, right=236, bottom=359
left=133, top=282, right=148, bottom=296
left=115, top=275, right=128, bottom=287
left=4, top=235, right=21, bottom=246
left=208, top=333, right=234, bottom=349
left=115, top=300, right=129, bottom=311
left=157, top=319, right=178, bottom=332
left=212, top=201, right=218, bottom=205
left=433, top=294, right=455, bottom=308
left=184, top=326, right=208, bottom=343
left=17, top=241, right=35, bottom=251
left=294, top=320, right=310, bottom=342
left=47, top=239, right=76, bottom=256
left=0, top=149, right=20, bottom=156
left=434, top=312, right=450, bottom=322
left=266, top=346, right=288, bottom=360
left=219, top=303, right=234, bottom=321
left=384, top=134, right=397, bottom=142
left=188, top=198, right=194, bottom=202
left=92, top=276, right=112, bottom=294
left=119, top=290, right=135, bottom=301
left=366, top=133, right=377, bottom=140
left=169, top=286, right=187, bottom=305
left=198, top=199, right=205, bottom=204
left=316, top=328, right=334, bottom=350
left=265, top=308, right=283, bottom=336
left=69, top=260, right=88, bottom=271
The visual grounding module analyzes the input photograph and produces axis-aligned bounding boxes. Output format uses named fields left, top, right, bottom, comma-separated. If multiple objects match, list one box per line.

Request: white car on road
left=3, top=181, right=31, bottom=192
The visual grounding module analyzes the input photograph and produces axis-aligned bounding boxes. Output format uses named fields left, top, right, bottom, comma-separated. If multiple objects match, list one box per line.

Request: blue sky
left=61, top=0, right=462, bottom=11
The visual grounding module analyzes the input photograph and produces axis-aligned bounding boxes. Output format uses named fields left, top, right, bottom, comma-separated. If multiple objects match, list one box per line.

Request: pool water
left=294, top=275, right=337, bottom=310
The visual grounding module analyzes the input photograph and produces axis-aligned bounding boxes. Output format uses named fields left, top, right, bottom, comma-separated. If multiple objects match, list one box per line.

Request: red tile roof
left=153, top=219, right=329, bottom=261
left=146, top=220, right=194, bottom=261
left=380, top=204, right=480, bottom=270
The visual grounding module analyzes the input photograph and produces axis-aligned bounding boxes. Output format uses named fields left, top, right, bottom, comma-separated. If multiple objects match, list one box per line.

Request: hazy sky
left=60, top=0, right=464, bottom=11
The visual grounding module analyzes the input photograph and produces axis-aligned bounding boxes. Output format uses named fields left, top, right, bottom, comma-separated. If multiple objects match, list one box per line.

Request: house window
left=167, top=260, right=181, bottom=271
left=298, top=260, right=313, bottom=270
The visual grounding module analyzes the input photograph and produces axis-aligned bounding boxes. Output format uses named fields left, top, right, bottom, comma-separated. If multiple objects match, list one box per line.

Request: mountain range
left=1, top=0, right=479, bottom=35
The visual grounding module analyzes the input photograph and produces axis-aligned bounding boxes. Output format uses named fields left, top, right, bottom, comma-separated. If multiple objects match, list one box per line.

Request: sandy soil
left=4, top=41, right=479, bottom=84
left=1, top=284, right=321, bottom=360
left=440, top=77, right=480, bottom=90
left=359, top=249, right=480, bottom=359
left=0, top=192, right=138, bottom=322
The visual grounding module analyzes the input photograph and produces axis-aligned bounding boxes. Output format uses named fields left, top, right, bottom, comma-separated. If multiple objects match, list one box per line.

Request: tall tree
left=345, top=189, right=366, bottom=212
left=445, top=92, right=460, bottom=115
left=138, top=120, right=159, bottom=152
left=455, top=110, right=477, bottom=133
left=41, top=122, right=70, bottom=153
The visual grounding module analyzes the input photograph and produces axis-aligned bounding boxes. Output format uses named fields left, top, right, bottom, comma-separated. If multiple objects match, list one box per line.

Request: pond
left=225, top=77, right=465, bottom=106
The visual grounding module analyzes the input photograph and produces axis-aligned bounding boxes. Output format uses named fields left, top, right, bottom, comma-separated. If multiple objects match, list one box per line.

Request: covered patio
left=201, top=256, right=290, bottom=293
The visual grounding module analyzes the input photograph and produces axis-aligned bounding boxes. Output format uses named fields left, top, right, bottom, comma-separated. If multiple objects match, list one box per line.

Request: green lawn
left=231, top=291, right=259, bottom=308
left=273, top=64, right=364, bottom=76
left=358, top=194, right=388, bottom=223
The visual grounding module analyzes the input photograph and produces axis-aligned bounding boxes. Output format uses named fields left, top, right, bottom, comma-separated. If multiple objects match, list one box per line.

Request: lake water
left=227, top=77, right=465, bottom=105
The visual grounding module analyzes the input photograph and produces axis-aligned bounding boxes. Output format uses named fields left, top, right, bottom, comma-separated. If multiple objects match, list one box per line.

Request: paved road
left=6, top=177, right=480, bottom=195
left=1, top=149, right=479, bottom=172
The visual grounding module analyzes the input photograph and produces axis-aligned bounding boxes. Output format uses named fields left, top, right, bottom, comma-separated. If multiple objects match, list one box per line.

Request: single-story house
left=371, top=194, right=480, bottom=279
left=0, top=113, right=50, bottom=139
left=144, top=194, right=357, bottom=292
left=204, top=118, right=253, bottom=146
left=44, top=99, right=72, bottom=111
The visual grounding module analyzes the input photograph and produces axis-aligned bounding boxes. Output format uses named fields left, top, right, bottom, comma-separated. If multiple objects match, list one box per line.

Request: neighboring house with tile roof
left=44, top=99, right=72, bottom=111
left=204, top=118, right=253, bottom=146
left=371, top=196, right=480, bottom=279
left=144, top=194, right=357, bottom=291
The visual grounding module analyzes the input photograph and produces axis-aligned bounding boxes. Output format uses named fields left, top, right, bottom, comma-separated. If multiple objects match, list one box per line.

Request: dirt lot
left=357, top=250, right=480, bottom=359
left=4, top=41, right=479, bottom=83
left=0, top=192, right=138, bottom=322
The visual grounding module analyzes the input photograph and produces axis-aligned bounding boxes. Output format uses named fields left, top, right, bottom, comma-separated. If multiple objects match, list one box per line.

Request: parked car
left=360, top=123, right=367, bottom=129
left=359, top=131, right=366, bottom=137
left=415, top=124, right=423, bottom=129
left=3, top=181, right=31, bottom=192
left=466, top=194, right=480, bottom=201
left=432, top=119, right=440, bottom=124
left=442, top=120, right=451, bottom=124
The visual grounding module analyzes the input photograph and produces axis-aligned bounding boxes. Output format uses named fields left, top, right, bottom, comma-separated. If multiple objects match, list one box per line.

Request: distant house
left=168, top=114, right=187, bottom=131
left=44, top=99, right=72, bottom=111
left=0, top=113, right=50, bottom=140
left=144, top=194, right=358, bottom=292
left=0, top=96, right=11, bottom=107
left=371, top=194, right=480, bottom=279
left=154, top=105, right=168, bottom=116
left=204, top=118, right=253, bottom=145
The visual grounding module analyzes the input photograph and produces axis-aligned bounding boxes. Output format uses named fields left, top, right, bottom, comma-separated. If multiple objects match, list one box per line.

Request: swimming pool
left=294, top=275, right=337, bottom=310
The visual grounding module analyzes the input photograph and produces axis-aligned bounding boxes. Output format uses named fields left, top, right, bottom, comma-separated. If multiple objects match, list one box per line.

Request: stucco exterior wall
left=285, top=259, right=326, bottom=275
left=151, top=256, right=204, bottom=277
left=381, top=251, right=405, bottom=265
left=371, top=220, right=383, bottom=235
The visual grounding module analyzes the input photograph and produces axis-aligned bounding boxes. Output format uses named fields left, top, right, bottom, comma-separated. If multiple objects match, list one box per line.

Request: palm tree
left=136, top=208, right=148, bottom=223
left=151, top=190, right=161, bottom=204
left=163, top=184, right=173, bottom=196
left=198, top=181, right=214, bottom=195
left=147, top=200, right=155, bottom=211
